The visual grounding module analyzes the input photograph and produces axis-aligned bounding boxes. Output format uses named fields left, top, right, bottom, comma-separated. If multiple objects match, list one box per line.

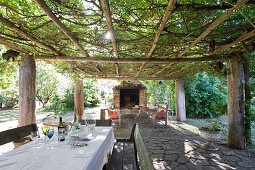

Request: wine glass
left=47, top=128, right=54, bottom=144
left=42, top=126, right=50, bottom=144
left=30, top=131, right=39, bottom=150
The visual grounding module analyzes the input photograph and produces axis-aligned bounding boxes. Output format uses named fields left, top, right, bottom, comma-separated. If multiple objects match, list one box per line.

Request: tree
left=36, top=62, right=58, bottom=107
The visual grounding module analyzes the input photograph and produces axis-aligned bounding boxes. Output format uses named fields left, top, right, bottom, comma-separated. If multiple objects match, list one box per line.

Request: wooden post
left=18, top=55, right=36, bottom=126
left=243, top=58, right=252, bottom=143
left=74, top=79, right=84, bottom=122
left=175, top=79, right=186, bottom=121
left=227, top=56, right=245, bottom=149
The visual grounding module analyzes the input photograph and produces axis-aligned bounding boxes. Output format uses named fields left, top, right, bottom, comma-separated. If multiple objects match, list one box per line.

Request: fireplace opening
left=120, top=89, right=139, bottom=108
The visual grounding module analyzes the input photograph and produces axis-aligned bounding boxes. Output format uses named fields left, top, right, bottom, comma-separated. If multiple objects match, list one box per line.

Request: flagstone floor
left=113, top=114, right=255, bottom=170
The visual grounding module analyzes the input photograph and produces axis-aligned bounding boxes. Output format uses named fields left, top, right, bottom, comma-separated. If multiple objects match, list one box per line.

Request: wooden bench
left=0, top=124, right=38, bottom=146
left=108, top=123, right=154, bottom=170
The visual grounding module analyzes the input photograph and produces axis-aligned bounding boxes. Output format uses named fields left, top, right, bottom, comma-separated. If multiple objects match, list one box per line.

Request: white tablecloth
left=0, top=127, right=115, bottom=170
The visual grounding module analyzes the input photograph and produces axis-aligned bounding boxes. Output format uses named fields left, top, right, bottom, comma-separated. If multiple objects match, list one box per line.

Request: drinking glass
left=47, top=128, right=54, bottom=144
left=42, top=126, right=50, bottom=144
left=87, top=119, right=96, bottom=133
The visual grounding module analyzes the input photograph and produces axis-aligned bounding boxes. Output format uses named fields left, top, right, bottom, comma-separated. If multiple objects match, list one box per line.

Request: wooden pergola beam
left=0, top=14, right=59, bottom=55
left=176, top=0, right=249, bottom=58
left=100, top=0, right=119, bottom=76
left=0, top=36, right=30, bottom=54
left=84, top=76, right=180, bottom=81
left=137, top=0, right=177, bottom=77
left=35, top=55, right=231, bottom=63
left=147, top=0, right=177, bottom=58
left=211, top=29, right=255, bottom=55
left=34, top=0, right=101, bottom=73
left=34, top=0, right=89, bottom=57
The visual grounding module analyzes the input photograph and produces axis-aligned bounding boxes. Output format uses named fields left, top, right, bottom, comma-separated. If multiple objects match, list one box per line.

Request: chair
left=0, top=124, right=38, bottom=146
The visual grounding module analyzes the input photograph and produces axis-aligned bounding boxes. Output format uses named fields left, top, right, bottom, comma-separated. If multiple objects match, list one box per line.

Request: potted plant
left=199, top=119, right=224, bottom=150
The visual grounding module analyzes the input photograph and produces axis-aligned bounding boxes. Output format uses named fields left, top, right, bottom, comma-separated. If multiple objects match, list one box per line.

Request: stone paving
left=113, top=114, right=255, bottom=170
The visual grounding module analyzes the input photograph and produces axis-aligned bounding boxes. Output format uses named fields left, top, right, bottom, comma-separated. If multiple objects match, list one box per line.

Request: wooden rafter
left=35, top=55, right=231, bottom=63
left=83, top=76, right=180, bottom=81
left=211, top=29, right=255, bottom=55
left=177, top=0, right=249, bottom=58
left=136, top=0, right=177, bottom=77
left=34, top=0, right=88, bottom=56
left=0, top=36, right=30, bottom=54
left=100, top=0, right=119, bottom=77
left=34, top=0, right=101, bottom=74
left=0, top=14, right=59, bottom=55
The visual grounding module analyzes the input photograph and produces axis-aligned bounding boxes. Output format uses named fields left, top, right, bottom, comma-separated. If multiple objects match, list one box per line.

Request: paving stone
left=187, top=151, right=206, bottom=160
left=164, top=154, right=178, bottom=161
left=166, top=150, right=180, bottom=154
left=188, top=158, right=197, bottom=164
left=184, top=142, right=194, bottom=153
left=221, top=150, right=235, bottom=156
left=170, top=162, right=181, bottom=168
left=152, top=150, right=165, bottom=154
left=175, top=165, right=188, bottom=170
left=194, top=159, right=210, bottom=166
left=177, top=156, right=188, bottom=164
left=234, top=150, right=249, bottom=157
left=185, top=162, right=202, bottom=170
left=210, top=153, right=222, bottom=160
left=223, top=160, right=237, bottom=167
left=202, top=166, right=218, bottom=170
left=237, top=161, right=255, bottom=168
left=225, top=155, right=240, bottom=162
left=152, top=154, right=164, bottom=160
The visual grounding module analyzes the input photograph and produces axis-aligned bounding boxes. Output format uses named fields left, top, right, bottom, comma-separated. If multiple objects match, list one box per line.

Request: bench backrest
left=0, top=124, right=37, bottom=145
left=83, top=119, right=112, bottom=126
left=96, top=119, right=112, bottom=126
left=133, top=124, right=154, bottom=170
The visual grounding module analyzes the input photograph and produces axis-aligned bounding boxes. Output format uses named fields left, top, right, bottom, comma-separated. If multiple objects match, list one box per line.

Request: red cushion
left=109, top=114, right=119, bottom=119
left=156, top=110, right=166, bottom=119
left=108, top=109, right=118, bottom=119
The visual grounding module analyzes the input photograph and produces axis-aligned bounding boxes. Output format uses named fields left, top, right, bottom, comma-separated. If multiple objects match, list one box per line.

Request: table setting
left=0, top=120, right=115, bottom=170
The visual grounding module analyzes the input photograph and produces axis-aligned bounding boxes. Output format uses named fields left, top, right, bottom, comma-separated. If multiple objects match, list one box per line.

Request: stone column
left=227, top=56, right=245, bottom=149
left=74, top=79, right=84, bottom=122
left=175, top=79, right=186, bottom=121
left=18, top=55, right=36, bottom=126
left=113, top=88, right=120, bottom=108
left=139, top=88, right=147, bottom=107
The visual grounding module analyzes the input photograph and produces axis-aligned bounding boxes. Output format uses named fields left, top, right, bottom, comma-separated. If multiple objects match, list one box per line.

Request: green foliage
left=36, top=62, right=58, bottom=107
left=185, top=73, right=227, bottom=118
left=199, top=119, right=227, bottom=135
left=142, top=80, right=175, bottom=109
left=0, top=46, right=19, bottom=108
left=83, top=79, right=100, bottom=107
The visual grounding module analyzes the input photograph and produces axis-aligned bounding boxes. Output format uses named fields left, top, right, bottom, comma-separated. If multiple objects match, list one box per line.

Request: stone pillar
left=175, top=79, right=186, bottom=121
left=18, top=55, right=36, bottom=126
left=227, top=56, right=245, bottom=149
left=113, top=88, right=120, bottom=108
left=139, top=88, right=147, bottom=107
left=74, top=79, right=84, bottom=122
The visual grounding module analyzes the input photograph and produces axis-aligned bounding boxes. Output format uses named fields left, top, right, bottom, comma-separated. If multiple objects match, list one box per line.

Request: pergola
left=0, top=0, right=254, bottom=149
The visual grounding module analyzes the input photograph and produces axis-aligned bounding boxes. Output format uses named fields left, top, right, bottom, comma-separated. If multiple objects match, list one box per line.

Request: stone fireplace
left=113, top=81, right=147, bottom=109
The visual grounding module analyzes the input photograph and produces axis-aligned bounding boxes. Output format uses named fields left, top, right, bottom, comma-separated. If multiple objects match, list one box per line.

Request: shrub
left=185, top=73, right=227, bottom=118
